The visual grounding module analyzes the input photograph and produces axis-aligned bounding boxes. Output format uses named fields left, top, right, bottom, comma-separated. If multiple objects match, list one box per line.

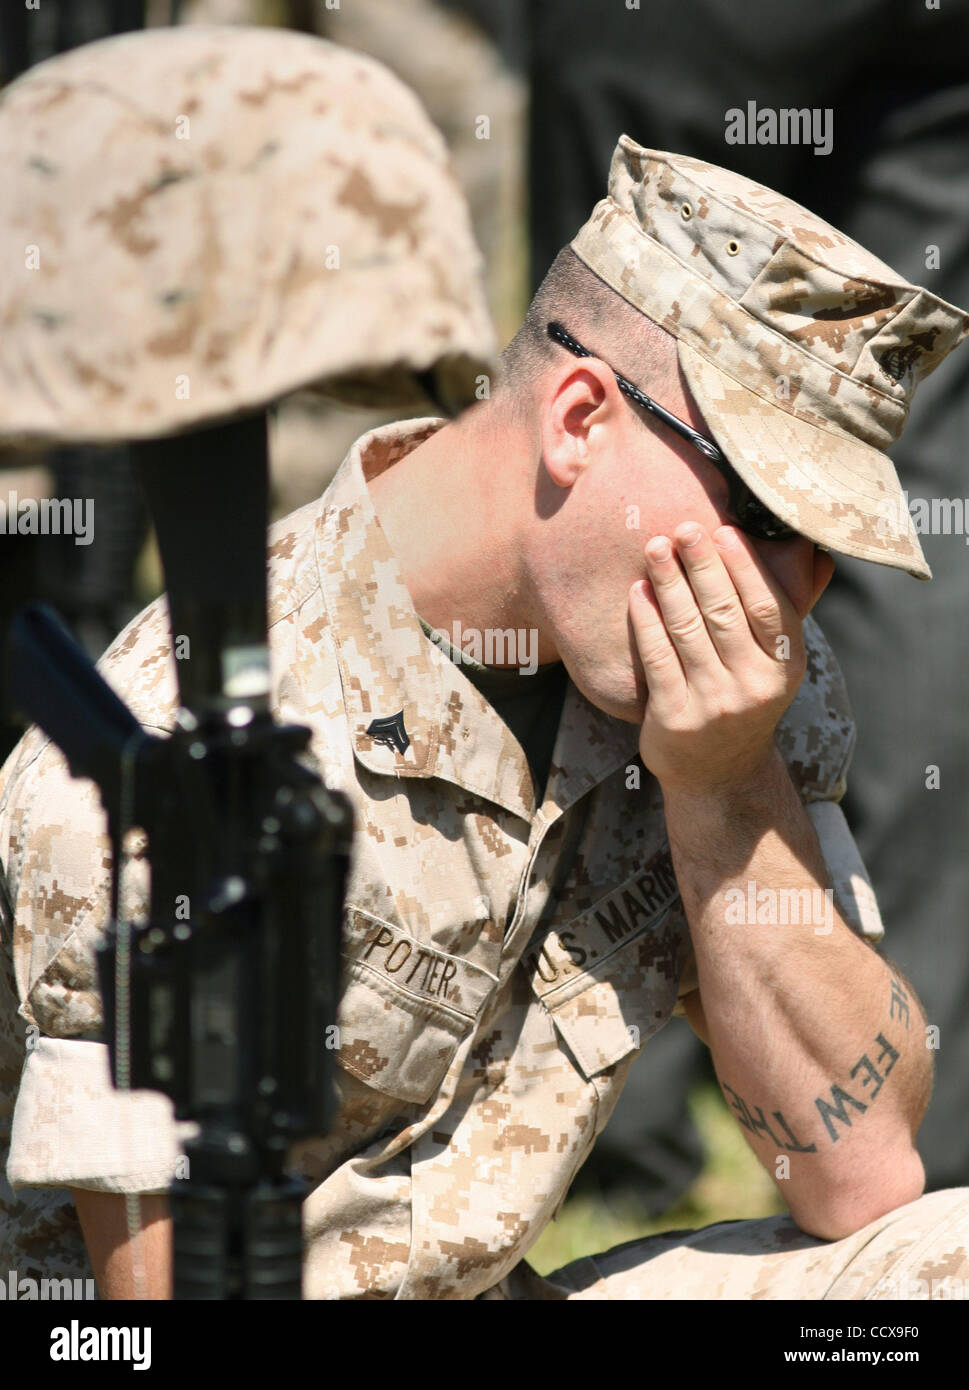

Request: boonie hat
left=572, top=138, right=969, bottom=579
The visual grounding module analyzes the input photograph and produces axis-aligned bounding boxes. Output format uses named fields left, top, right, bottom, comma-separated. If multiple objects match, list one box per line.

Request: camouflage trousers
left=483, top=1188, right=969, bottom=1300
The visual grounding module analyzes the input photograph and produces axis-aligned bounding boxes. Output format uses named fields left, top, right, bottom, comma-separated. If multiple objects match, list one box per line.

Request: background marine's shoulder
left=775, top=614, right=855, bottom=804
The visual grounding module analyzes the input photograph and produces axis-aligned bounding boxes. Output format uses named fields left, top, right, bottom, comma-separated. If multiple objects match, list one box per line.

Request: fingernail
left=714, top=526, right=738, bottom=548
left=679, top=525, right=702, bottom=548
left=647, top=537, right=671, bottom=561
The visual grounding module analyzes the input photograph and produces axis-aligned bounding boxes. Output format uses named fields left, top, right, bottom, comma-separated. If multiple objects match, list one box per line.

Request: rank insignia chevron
left=366, top=710, right=410, bottom=755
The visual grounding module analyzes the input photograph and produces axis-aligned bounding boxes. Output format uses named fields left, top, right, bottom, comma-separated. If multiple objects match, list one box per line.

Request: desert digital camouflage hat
left=572, top=138, right=969, bottom=579
left=0, top=26, right=496, bottom=445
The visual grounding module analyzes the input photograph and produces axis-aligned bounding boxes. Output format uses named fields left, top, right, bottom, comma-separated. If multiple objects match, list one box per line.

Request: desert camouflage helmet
left=0, top=26, right=496, bottom=445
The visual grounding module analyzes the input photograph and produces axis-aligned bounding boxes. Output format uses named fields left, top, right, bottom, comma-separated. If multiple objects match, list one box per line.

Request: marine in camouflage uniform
left=2, top=38, right=968, bottom=1297
left=0, top=414, right=926, bottom=1299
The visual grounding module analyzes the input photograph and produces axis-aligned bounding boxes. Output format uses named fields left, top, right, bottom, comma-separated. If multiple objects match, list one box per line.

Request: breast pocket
left=524, top=861, right=692, bottom=1080
left=336, top=907, right=499, bottom=1105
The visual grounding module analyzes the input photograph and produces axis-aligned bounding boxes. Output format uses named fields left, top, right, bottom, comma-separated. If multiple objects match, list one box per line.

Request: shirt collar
left=314, top=419, right=640, bottom=822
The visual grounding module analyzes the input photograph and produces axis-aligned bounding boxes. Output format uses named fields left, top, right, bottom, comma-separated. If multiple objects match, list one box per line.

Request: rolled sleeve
left=8, top=1036, right=180, bottom=1194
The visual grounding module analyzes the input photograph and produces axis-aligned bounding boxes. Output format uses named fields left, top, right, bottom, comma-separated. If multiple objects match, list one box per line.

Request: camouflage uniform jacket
left=0, top=418, right=884, bottom=1299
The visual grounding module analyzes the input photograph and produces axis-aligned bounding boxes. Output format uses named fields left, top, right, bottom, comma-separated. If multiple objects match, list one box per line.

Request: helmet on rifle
left=0, top=26, right=497, bottom=445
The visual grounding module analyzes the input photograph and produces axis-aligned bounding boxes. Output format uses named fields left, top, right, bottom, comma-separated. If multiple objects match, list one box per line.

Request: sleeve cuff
left=8, top=1036, right=181, bottom=1193
left=805, top=799, right=885, bottom=945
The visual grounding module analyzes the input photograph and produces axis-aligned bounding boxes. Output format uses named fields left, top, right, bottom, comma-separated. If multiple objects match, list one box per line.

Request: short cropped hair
left=499, top=246, right=679, bottom=408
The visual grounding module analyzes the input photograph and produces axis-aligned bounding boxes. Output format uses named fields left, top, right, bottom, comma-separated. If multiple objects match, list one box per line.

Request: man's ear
left=540, top=359, right=622, bottom=489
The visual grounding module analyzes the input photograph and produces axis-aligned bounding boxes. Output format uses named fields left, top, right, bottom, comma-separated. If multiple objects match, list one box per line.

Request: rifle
left=7, top=411, right=353, bottom=1299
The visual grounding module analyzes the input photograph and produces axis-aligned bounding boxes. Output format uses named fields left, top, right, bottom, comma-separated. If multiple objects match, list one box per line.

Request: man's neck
left=367, top=411, right=556, bottom=667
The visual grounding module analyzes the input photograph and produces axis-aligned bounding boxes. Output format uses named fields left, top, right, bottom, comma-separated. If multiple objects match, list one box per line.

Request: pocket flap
left=525, top=856, right=691, bottom=1079
left=337, top=907, right=498, bottom=1104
